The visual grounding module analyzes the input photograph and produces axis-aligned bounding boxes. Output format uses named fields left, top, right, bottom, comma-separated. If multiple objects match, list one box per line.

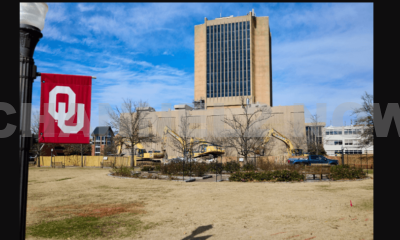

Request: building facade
left=305, top=122, right=325, bottom=145
left=323, top=125, right=373, bottom=156
left=91, top=126, right=114, bottom=156
left=119, top=104, right=307, bottom=158
left=194, top=10, right=272, bottom=109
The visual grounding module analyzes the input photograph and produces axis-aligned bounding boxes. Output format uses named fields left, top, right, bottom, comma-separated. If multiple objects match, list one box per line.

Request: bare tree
left=107, top=99, right=158, bottom=167
left=166, top=110, right=200, bottom=161
left=101, top=142, right=117, bottom=156
left=287, top=119, right=307, bottom=152
left=113, top=134, right=126, bottom=156
left=30, top=110, right=43, bottom=160
left=308, top=114, right=326, bottom=155
left=219, top=97, right=274, bottom=163
left=352, top=92, right=373, bottom=149
left=61, top=144, right=91, bottom=155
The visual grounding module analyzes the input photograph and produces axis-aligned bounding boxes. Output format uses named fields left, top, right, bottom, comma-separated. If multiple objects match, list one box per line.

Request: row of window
left=207, top=22, right=250, bottom=33
left=207, top=71, right=251, bottom=80
left=208, top=60, right=251, bottom=71
left=334, top=150, right=363, bottom=155
left=325, top=129, right=362, bottom=135
left=326, top=140, right=343, bottom=145
left=206, top=21, right=251, bottom=98
left=326, top=139, right=360, bottom=145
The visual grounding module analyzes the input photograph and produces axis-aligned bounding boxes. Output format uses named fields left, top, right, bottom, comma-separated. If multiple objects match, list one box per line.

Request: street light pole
left=341, top=146, right=344, bottom=165
left=19, top=3, right=48, bottom=239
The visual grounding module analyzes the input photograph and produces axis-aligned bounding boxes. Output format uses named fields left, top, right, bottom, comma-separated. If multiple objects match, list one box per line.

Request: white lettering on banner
left=48, top=86, right=85, bottom=134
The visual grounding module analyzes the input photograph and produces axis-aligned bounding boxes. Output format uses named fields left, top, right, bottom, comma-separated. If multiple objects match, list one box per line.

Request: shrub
left=192, top=162, right=208, bottom=177
left=330, top=164, right=367, bottom=180
left=208, top=162, right=224, bottom=174
left=141, top=165, right=154, bottom=171
left=229, top=170, right=304, bottom=182
left=154, top=163, right=161, bottom=171
left=242, top=162, right=257, bottom=171
left=223, top=161, right=241, bottom=173
left=110, top=165, right=133, bottom=177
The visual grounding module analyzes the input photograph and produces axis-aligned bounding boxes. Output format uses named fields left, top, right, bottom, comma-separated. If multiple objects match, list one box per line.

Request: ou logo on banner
left=48, top=86, right=85, bottom=134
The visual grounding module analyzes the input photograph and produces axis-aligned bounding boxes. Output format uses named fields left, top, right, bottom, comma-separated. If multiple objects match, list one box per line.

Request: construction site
left=115, top=11, right=310, bottom=165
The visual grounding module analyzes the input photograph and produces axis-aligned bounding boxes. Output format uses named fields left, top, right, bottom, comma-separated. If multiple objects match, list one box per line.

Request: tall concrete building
left=194, top=10, right=272, bottom=109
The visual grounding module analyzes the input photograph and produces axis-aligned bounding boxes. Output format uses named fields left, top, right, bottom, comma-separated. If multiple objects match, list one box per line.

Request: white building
left=323, top=125, right=373, bottom=156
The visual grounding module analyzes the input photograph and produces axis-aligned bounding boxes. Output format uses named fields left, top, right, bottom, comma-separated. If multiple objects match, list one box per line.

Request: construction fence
left=34, top=155, right=132, bottom=168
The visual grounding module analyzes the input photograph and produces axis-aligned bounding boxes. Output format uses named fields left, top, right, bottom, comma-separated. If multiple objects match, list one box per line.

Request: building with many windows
left=323, top=125, right=373, bottom=156
left=91, top=126, right=114, bottom=156
left=194, top=10, right=272, bottom=109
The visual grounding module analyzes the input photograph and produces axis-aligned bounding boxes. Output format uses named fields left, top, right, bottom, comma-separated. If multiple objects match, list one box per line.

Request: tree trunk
left=131, top=145, right=134, bottom=168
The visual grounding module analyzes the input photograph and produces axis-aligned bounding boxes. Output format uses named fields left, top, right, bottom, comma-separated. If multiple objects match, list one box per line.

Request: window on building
left=344, top=150, right=362, bottom=155
left=334, top=140, right=342, bottom=145
left=335, top=150, right=343, bottom=155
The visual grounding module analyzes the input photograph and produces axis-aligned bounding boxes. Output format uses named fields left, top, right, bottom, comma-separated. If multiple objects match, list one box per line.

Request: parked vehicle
left=287, top=155, right=338, bottom=166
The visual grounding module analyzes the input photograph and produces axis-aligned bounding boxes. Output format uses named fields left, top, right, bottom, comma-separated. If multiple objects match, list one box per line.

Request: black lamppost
left=19, top=3, right=48, bottom=239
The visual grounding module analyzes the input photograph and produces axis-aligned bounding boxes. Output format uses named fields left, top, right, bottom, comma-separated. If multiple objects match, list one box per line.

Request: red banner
left=39, top=73, right=91, bottom=144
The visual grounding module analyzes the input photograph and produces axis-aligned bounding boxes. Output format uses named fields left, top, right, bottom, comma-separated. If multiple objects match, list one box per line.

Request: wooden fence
left=35, top=155, right=131, bottom=168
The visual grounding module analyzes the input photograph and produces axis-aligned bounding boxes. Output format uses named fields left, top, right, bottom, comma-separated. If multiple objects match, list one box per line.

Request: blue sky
left=31, top=3, right=373, bottom=131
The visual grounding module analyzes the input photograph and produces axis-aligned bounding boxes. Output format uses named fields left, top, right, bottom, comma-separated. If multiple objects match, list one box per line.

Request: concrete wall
left=120, top=104, right=307, bottom=158
left=253, top=16, right=272, bottom=106
left=194, top=23, right=207, bottom=101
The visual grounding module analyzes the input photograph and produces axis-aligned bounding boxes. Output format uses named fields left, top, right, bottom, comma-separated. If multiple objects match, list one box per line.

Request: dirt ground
left=26, top=167, right=373, bottom=240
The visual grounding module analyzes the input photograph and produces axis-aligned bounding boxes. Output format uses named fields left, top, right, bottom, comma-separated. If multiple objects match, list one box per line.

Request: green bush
left=192, top=162, right=208, bottom=177
left=242, top=162, right=257, bottom=171
left=154, top=164, right=161, bottom=171
left=223, top=161, right=241, bottom=173
left=141, top=166, right=154, bottom=171
left=229, top=170, right=305, bottom=182
left=208, top=162, right=224, bottom=174
left=330, top=164, right=367, bottom=180
left=110, top=165, right=133, bottom=177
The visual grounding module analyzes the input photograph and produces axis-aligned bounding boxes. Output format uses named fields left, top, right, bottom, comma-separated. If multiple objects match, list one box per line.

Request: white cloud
left=77, top=3, right=95, bottom=12
left=163, top=50, right=174, bottom=56
left=45, top=3, right=68, bottom=23
left=42, top=24, right=80, bottom=43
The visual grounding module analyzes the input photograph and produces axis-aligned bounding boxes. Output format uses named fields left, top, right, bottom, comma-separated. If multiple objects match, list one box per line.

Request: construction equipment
left=116, top=138, right=164, bottom=164
left=259, top=128, right=305, bottom=157
left=162, top=126, right=225, bottom=161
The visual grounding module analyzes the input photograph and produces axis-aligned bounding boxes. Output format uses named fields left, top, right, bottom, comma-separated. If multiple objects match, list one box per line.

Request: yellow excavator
left=258, top=128, right=307, bottom=157
left=116, top=139, right=164, bottom=165
left=162, top=126, right=225, bottom=160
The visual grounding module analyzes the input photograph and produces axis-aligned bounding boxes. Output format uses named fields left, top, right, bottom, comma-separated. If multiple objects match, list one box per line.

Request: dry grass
left=33, top=202, right=145, bottom=218
left=27, top=167, right=373, bottom=240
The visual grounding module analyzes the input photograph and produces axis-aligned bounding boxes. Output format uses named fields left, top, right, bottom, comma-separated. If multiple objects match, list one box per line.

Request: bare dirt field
left=26, top=167, right=373, bottom=240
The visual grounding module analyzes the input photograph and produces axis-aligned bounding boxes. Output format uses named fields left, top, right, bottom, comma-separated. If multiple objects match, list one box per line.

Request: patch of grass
left=363, top=169, right=373, bottom=174
left=27, top=202, right=152, bottom=239
left=55, top=178, right=73, bottom=181
left=27, top=215, right=146, bottom=239
left=355, top=198, right=373, bottom=212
